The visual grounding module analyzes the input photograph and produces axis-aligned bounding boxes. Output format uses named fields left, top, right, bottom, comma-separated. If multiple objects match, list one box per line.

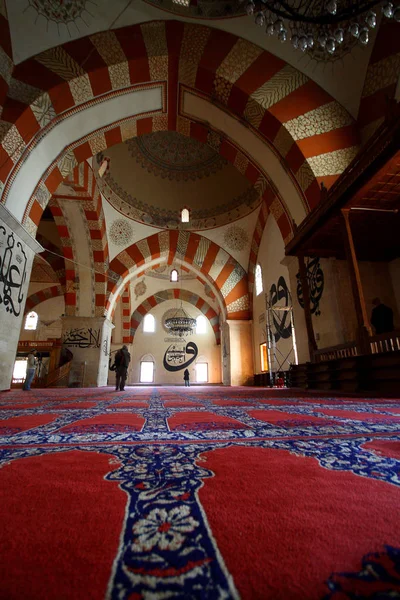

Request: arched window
left=196, top=315, right=207, bottom=334
left=181, top=208, right=190, bottom=223
left=170, top=269, right=178, bottom=282
left=25, top=311, right=38, bottom=331
left=143, top=313, right=155, bottom=333
left=255, top=264, right=263, bottom=296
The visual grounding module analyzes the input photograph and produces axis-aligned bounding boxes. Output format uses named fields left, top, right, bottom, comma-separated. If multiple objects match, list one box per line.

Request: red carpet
left=1, top=385, right=400, bottom=599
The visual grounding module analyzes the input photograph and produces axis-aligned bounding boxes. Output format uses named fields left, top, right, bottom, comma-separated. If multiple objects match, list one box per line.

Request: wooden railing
left=313, top=341, right=358, bottom=362
left=313, top=330, right=400, bottom=363
left=370, top=330, right=400, bottom=354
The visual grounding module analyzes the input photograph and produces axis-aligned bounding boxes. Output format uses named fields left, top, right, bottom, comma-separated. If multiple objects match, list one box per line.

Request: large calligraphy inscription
left=296, top=257, right=324, bottom=316
left=63, top=327, right=101, bottom=349
left=0, top=226, right=27, bottom=317
left=269, top=276, right=292, bottom=342
left=163, top=341, right=198, bottom=372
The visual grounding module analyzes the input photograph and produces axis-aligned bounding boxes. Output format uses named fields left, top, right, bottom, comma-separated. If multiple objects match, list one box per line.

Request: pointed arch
left=130, top=289, right=220, bottom=344
left=107, top=231, right=249, bottom=321
left=24, top=285, right=64, bottom=315
left=0, top=21, right=359, bottom=234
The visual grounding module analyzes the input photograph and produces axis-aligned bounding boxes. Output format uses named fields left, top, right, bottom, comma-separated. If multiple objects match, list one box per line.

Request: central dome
left=97, top=131, right=260, bottom=230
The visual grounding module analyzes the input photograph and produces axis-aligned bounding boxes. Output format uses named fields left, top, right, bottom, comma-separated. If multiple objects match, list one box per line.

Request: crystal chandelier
left=245, top=0, right=400, bottom=59
left=165, top=307, right=197, bottom=337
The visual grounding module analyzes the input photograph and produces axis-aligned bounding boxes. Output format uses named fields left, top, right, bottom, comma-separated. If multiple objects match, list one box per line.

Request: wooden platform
left=290, top=351, right=400, bottom=394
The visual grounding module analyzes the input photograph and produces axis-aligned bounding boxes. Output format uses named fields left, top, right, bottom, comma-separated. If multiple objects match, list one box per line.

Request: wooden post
left=341, top=209, right=371, bottom=354
left=298, top=255, right=318, bottom=361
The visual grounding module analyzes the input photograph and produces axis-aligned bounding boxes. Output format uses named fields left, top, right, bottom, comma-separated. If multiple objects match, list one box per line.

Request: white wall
left=124, top=300, right=221, bottom=385
left=252, top=215, right=293, bottom=373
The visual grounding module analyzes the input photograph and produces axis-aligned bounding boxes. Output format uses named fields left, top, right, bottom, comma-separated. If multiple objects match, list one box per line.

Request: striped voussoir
left=24, top=285, right=64, bottom=315
left=0, top=21, right=360, bottom=234
left=106, top=231, right=249, bottom=320
left=68, top=162, right=109, bottom=316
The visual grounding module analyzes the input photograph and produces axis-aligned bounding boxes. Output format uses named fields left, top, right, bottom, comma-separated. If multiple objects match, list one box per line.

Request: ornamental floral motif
left=132, top=506, right=199, bottom=552
left=109, top=219, right=134, bottom=247
left=127, top=131, right=227, bottom=182
left=27, top=0, right=94, bottom=25
left=223, top=225, right=249, bottom=252
left=134, top=280, right=146, bottom=300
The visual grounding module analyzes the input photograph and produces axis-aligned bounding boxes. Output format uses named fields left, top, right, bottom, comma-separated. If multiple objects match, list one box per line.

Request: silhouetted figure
left=183, top=368, right=190, bottom=387
left=114, top=345, right=131, bottom=391
left=371, top=298, right=394, bottom=335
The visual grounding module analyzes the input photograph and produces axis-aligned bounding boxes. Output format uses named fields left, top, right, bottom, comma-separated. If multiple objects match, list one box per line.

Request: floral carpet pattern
left=1, top=386, right=400, bottom=600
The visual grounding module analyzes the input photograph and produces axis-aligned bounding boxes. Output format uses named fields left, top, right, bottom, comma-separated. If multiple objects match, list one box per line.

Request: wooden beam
left=341, top=209, right=371, bottom=354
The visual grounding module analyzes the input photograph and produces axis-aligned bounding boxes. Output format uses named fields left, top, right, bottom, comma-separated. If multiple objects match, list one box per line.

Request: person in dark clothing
left=114, top=345, right=131, bottom=391
left=371, top=298, right=394, bottom=335
left=183, top=368, right=190, bottom=387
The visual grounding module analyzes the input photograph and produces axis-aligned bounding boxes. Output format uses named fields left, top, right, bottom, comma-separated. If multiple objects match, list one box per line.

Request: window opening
left=181, top=208, right=190, bottom=223
left=196, top=315, right=207, bottom=334
left=170, top=269, right=178, bottom=282
left=196, top=363, right=208, bottom=383
left=25, top=311, right=38, bottom=331
left=140, top=361, right=154, bottom=383
left=13, top=359, right=27, bottom=384
left=255, top=264, right=263, bottom=296
left=260, top=342, right=268, bottom=372
left=143, top=314, right=155, bottom=333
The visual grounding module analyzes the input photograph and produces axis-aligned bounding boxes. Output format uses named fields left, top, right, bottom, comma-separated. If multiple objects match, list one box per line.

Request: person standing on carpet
left=183, top=368, right=190, bottom=387
left=23, top=350, right=37, bottom=391
left=114, top=345, right=131, bottom=391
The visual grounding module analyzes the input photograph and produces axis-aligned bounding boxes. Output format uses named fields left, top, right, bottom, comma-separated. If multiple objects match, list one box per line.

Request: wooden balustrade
left=314, top=341, right=358, bottom=363
left=370, top=330, right=400, bottom=355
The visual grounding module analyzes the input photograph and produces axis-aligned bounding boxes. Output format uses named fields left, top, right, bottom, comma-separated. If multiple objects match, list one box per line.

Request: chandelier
left=165, top=307, right=197, bottom=337
left=245, top=0, right=400, bottom=59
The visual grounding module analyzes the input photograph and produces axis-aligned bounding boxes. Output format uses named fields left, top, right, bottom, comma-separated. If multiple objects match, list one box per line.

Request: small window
left=170, top=269, right=178, bottom=282
left=255, top=264, right=263, bottom=296
left=181, top=208, right=190, bottom=223
left=140, top=361, right=154, bottom=383
left=196, top=315, right=207, bottom=334
left=196, top=363, right=208, bottom=383
left=98, top=157, right=110, bottom=178
left=260, top=343, right=268, bottom=372
left=25, top=311, right=38, bottom=331
left=143, top=314, right=155, bottom=333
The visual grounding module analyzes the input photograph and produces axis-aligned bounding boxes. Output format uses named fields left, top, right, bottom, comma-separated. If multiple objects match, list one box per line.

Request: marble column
left=0, top=205, right=43, bottom=391
left=224, top=319, right=254, bottom=386
left=61, top=316, right=114, bottom=387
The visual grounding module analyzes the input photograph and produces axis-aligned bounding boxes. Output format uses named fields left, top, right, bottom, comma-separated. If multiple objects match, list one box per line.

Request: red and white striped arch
left=0, top=21, right=359, bottom=233
left=107, top=230, right=249, bottom=321
left=130, top=289, right=220, bottom=344
left=48, top=198, right=79, bottom=316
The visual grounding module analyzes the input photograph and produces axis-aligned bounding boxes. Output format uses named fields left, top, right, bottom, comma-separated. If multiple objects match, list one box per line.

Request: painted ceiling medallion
left=109, top=219, right=134, bottom=247
left=134, top=280, right=147, bottom=300
left=223, top=225, right=249, bottom=252
left=127, top=132, right=227, bottom=182
left=27, top=0, right=95, bottom=28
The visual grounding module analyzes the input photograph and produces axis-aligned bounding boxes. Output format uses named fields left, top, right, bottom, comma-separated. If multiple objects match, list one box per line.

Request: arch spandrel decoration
left=0, top=21, right=359, bottom=236
left=107, top=231, right=249, bottom=321
left=130, top=289, right=220, bottom=344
